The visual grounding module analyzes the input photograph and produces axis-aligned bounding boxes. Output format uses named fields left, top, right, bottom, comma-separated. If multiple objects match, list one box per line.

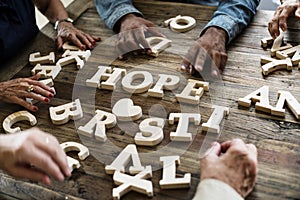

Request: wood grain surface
left=0, top=0, right=299, bottom=199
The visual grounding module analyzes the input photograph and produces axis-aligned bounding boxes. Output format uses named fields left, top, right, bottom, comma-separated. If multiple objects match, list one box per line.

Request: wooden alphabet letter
left=148, top=74, right=180, bottom=98
left=49, top=99, right=83, bottom=125
left=113, top=166, right=153, bottom=200
left=271, top=90, right=300, bottom=119
left=62, top=50, right=91, bottom=61
left=121, top=71, right=153, bottom=94
left=29, top=52, right=55, bottom=65
left=238, top=86, right=273, bottom=113
left=60, top=141, right=89, bottom=172
left=168, top=113, right=201, bottom=141
left=134, top=117, right=165, bottom=146
left=176, top=79, right=209, bottom=105
left=261, top=58, right=293, bottom=75
left=31, top=64, right=61, bottom=79
left=169, top=15, right=196, bottom=33
left=2, top=111, right=37, bottom=134
left=86, top=66, right=126, bottom=90
left=202, top=105, right=229, bottom=134
left=105, top=144, right=145, bottom=175
left=78, top=109, right=117, bottom=142
left=145, top=37, right=172, bottom=57
left=57, top=55, right=84, bottom=69
left=159, top=156, right=191, bottom=189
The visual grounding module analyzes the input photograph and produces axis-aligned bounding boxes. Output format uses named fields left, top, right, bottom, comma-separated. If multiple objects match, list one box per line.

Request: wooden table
left=0, top=0, right=300, bottom=199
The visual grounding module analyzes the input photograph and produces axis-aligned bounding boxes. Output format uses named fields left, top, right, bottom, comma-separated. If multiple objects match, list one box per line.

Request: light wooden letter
left=122, top=71, right=153, bottom=94
left=78, top=109, right=117, bottom=142
left=49, top=99, right=83, bottom=125
left=159, top=156, right=191, bottom=189
left=148, top=74, right=180, bottom=98
left=176, top=79, right=209, bottom=104
left=202, top=105, right=229, bottom=134
left=105, top=144, right=145, bottom=175
left=113, top=166, right=153, bottom=200
left=169, top=113, right=201, bottom=141
left=134, top=117, right=165, bottom=146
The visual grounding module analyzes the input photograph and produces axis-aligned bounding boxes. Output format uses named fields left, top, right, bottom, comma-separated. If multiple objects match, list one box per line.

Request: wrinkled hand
left=56, top=21, right=101, bottom=50
left=268, top=1, right=300, bottom=38
left=117, top=14, right=165, bottom=59
left=200, top=139, right=258, bottom=198
left=182, top=27, right=227, bottom=78
left=0, top=74, right=54, bottom=112
left=0, top=128, right=70, bottom=185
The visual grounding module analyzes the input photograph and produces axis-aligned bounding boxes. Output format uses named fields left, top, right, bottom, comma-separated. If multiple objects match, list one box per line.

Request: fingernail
left=180, top=65, right=186, bottom=71
left=44, top=98, right=49, bottom=103
left=90, top=45, right=94, bottom=49
left=212, top=70, right=219, bottom=77
left=195, top=65, right=203, bottom=72
left=49, top=93, right=54, bottom=98
left=82, top=45, right=86, bottom=50
left=33, top=107, right=38, bottom=111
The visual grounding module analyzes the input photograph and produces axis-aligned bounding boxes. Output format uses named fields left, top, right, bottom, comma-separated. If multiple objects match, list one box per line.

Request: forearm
left=193, top=179, right=244, bottom=200
left=94, top=0, right=142, bottom=32
left=34, top=0, right=68, bottom=24
left=201, top=0, right=260, bottom=44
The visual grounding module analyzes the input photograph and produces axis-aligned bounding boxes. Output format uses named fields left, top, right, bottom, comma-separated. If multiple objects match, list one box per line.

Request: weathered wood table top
left=0, top=0, right=299, bottom=199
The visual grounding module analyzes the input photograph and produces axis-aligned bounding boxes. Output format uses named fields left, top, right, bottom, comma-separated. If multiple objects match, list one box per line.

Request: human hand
left=0, top=128, right=70, bottom=185
left=0, top=74, right=54, bottom=112
left=200, top=139, right=258, bottom=198
left=56, top=21, right=101, bottom=50
left=116, top=14, right=165, bottom=59
left=268, top=1, right=300, bottom=38
left=181, top=27, right=227, bottom=78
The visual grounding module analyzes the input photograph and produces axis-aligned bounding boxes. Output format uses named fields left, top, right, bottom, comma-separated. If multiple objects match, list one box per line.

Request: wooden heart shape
left=112, top=98, right=142, bottom=121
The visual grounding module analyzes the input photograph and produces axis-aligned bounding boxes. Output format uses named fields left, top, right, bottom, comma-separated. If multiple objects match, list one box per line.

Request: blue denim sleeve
left=200, top=0, right=260, bottom=44
left=94, top=0, right=143, bottom=31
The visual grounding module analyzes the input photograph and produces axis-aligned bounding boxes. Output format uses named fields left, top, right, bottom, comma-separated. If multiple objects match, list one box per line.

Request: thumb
left=295, top=7, right=300, bottom=19
left=204, top=142, right=221, bottom=159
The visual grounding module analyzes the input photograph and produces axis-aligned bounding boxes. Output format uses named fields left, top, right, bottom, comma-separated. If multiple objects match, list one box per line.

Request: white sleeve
left=192, top=179, right=244, bottom=200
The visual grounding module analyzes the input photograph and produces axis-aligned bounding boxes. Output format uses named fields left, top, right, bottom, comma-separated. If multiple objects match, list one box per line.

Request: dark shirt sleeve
left=0, top=0, right=39, bottom=63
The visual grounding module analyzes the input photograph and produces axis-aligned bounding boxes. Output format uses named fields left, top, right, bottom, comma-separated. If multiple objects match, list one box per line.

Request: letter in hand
left=116, top=14, right=165, bottom=59
left=200, top=139, right=258, bottom=198
left=0, top=128, right=71, bottom=185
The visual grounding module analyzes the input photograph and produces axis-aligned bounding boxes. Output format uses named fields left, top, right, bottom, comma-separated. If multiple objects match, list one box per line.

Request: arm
left=94, top=0, right=143, bottom=32
left=94, top=0, right=163, bottom=59
left=268, top=0, right=300, bottom=38
left=34, top=0, right=101, bottom=50
left=201, top=0, right=260, bottom=44
left=182, top=0, right=260, bottom=77
left=193, top=139, right=257, bottom=200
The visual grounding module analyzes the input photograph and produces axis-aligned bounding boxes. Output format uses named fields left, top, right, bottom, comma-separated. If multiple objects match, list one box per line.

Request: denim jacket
left=94, top=0, right=260, bottom=44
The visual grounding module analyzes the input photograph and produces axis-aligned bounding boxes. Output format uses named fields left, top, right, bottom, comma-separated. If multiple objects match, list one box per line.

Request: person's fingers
left=278, top=9, right=290, bottom=32
left=30, top=73, right=41, bottom=81
left=134, top=29, right=151, bottom=50
left=181, top=59, right=190, bottom=71
left=146, top=26, right=166, bottom=38
left=8, top=166, right=51, bottom=185
left=194, top=48, right=206, bottom=74
left=56, top=36, right=63, bottom=50
left=221, top=138, right=246, bottom=153
left=9, top=96, right=38, bottom=111
left=77, top=32, right=93, bottom=49
left=295, top=6, right=300, bottom=19
left=35, top=134, right=70, bottom=177
left=23, top=148, right=65, bottom=182
left=68, top=33, right=86, bottom=50
left=92, top=35, right=101, bottom=42
left=269, top=9, right=281, bottom=38
left=203, top=142, right=221, bottom=159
